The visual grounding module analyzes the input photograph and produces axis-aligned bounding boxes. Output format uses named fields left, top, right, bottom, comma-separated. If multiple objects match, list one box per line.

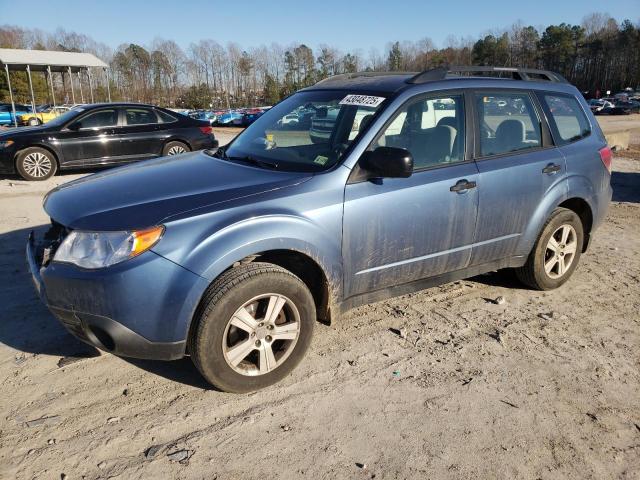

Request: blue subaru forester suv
left=27, top=66, right=612, bottom=392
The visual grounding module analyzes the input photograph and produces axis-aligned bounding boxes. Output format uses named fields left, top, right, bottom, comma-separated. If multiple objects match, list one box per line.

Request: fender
left=154, top=209, right=345, bottom=307
left=517, top=173, right=597, bottom=256
left=17, top=141, right=64, bottom=165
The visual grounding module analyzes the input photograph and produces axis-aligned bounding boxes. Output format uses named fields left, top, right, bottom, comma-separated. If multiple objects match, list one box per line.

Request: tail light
left=199, top=126, right=213, bottom=135
left=599, top=146, right=612, bottom=174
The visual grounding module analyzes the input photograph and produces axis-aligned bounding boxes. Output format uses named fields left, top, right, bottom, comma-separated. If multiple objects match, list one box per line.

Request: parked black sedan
left=601, top=100, right=640, bottom=116
left=0, top=103, right=218, bottom=180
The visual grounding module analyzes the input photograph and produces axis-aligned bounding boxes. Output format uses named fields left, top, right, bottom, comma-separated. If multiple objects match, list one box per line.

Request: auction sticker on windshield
left=339, top=95, right=385, bottom=108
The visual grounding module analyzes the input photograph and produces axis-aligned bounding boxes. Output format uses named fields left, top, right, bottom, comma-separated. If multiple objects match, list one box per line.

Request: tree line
left=1, top=13, right=638, bottom=110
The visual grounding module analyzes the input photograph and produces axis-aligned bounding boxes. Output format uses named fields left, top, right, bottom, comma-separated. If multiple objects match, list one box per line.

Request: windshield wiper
left=204, top=147, right=278, bottom=169
left=228, top=155, right=279, bottom=169
left=204, top=146, right=228, bottom=159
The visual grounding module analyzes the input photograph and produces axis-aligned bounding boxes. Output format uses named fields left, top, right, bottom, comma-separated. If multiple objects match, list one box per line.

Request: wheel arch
left=15, top=144, right=61, bottom=170
left=558, top=197, right=593, bottom=252
left=163, top=137, right=192, bottom=152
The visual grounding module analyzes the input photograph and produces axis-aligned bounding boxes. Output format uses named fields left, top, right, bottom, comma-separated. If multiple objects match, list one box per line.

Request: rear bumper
left=27, top=231, right=209, bottom=360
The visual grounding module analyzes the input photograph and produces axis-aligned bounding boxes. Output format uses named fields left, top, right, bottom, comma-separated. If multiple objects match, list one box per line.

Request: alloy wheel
left=544, top=224, right=578, bottom=279
left=167, top=145, right=186, bottom=155
left=222, top=294, right=301, bottom=376
left=22, top=152, right=52, bottom=178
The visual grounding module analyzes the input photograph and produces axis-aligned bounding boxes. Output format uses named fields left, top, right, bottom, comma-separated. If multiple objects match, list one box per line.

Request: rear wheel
left=28, top=117, right=41, bottom=126
left=162, top=141, right=189, bottom=156
left=16, top=147, right=57, bottom=181
left=189, top=262, right=315, bottom=393
left=516, top=208, right=583, bottom=290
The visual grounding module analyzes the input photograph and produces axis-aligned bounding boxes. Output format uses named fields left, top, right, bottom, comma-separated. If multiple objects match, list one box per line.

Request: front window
left=372, top=94, right=466, bottom=169
left=221, top=90, right=387, bottom=172
left=72, top=109, right=118, bottom=129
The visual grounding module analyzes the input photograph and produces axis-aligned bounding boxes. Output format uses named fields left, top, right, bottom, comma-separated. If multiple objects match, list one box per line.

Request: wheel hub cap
left=23, top=152, right=52, bottom=178
left=544, top=224, right=577, bottom=279
left=222, top=294, right=301, bottom=376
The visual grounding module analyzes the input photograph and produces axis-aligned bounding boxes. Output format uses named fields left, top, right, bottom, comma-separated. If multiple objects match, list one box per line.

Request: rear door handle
left=542, top=163, right=561, bottom=174
left=450, top=179, right=477, bottom=193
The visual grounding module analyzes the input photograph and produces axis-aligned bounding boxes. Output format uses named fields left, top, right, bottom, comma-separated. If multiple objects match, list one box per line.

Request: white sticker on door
left=339, top=95, right=386, bottom=108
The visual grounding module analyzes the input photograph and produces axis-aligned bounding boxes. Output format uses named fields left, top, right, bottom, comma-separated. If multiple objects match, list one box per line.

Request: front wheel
left=28, top=117, right=41, bottom=126
left=516, top=207, right=584, bottom=290
left=189, top=262, right=316, bottom=393
left=16, top=147, right=57, bottom=181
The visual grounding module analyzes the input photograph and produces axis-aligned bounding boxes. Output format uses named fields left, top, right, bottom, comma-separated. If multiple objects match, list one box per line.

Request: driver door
left=56, top=108, right=120, bottom=167
left=342, top=93, right=479, bottom=298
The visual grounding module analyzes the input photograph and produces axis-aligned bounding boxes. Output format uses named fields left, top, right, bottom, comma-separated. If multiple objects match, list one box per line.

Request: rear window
left=125, top=108, right=159, bottom=125
left=540, top=93, right=591, bottom=145
left=474, top=92, right=542, bottom=157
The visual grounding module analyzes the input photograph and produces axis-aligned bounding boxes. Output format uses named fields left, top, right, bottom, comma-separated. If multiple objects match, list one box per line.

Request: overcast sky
left=2, top=0, right=638, bottom=52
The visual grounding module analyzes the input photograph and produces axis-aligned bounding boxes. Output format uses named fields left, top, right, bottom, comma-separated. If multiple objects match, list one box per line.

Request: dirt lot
left=0, top=124, right=639, bottom=479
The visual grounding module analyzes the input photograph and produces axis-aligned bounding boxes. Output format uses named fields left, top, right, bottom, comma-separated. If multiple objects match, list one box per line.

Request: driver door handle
left=542, top=163, right=561, bottom=174
left=450, top=179, right=477, bottom=193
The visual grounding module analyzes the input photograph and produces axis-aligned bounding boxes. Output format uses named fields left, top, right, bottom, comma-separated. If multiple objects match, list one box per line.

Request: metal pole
left=87, top=69, right=94, bottom=103
left=4, top=64, right=17, bottom=128
left=77, top=71, right=84, bottom=103
left=47, top=66, right=56, bottom=107
left=68, top=66, right=75, bottom=104
left=104, top=68, right=111, bottom=102
left=26, top=65, right=37, bottom=116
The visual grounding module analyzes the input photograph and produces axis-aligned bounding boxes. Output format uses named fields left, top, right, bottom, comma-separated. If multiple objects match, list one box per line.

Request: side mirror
left=360, top=146, right=413, bottom=179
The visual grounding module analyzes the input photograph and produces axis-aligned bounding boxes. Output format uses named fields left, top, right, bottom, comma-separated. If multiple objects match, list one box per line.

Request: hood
left=44, top=152, right=311, bottom=230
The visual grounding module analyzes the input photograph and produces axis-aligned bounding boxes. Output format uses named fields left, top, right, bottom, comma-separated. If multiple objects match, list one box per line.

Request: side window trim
left=471, top=88, right=551, bottom=161
left=366, top=89, right=472, bottom=173
left=535, top=91, right=592, bottom=147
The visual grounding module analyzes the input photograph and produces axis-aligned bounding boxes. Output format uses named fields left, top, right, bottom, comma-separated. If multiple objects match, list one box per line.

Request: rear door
left=469, top=89, right=566, bottom=266
left=119, top=107, right=165, bottom=159
left=56, top=108, right=120, bottom=167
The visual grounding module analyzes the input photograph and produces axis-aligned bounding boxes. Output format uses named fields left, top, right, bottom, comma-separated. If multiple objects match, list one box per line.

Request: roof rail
left=406, top=65, right=568, bottom=84
left=314, top=71, right=415, bottom=85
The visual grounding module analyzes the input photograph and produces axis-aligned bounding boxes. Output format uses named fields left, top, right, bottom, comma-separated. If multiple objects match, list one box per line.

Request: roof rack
left=406, top=66, right=568, bottom=84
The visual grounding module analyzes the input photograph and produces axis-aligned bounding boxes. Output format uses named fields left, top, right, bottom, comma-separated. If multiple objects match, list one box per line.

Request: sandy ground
left=0, top=125, right=639, bottom=479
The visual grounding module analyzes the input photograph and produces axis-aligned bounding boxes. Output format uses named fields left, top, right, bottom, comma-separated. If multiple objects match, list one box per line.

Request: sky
left=2, top=0, right=638, bottom=52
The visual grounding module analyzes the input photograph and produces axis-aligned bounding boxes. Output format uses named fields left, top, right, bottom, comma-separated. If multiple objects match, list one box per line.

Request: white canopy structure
left=1, top=48, right=111, bottom=126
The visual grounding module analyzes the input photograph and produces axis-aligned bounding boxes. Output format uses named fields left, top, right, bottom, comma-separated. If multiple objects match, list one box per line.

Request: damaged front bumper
left=26, top=227, right=209, bottom=361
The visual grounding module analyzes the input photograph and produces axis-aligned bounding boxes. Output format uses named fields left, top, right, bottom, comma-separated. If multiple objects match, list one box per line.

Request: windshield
left=45, top=107, right=86, bottom=127
left=222, top=90, right=387, bottom=172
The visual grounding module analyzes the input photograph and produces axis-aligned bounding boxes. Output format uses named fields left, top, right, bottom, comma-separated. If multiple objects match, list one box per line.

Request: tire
left=162, top=141, right=189, bottom=156
left=28, top=117, right=40, bottom=126
left=516, top=207, right=584, bottom=290
left=16, top=147, right=57, bottom=181
left=189, top=262, right=316, bottom=393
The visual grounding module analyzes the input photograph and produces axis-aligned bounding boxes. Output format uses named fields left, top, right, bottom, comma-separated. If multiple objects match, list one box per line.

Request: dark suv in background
left=28, top=66, right=612, bottom=392
left=0, top=103, right=217, bottom=180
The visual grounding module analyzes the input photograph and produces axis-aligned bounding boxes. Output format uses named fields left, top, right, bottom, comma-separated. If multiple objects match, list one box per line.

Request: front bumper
left=27, top=230, right=209, bottom=360
left=0, top=147, right=17, bottom=174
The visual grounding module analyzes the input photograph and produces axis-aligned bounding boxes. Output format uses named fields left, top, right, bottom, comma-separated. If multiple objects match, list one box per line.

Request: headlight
left=0, top=140, right=14, bottom=149
left=53, top=226, right=164, bottom=269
